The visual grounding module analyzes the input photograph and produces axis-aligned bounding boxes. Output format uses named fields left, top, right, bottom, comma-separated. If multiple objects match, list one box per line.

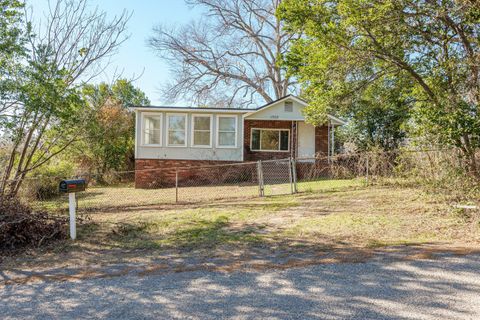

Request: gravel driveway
left=1, top=253, right=480, bottom=319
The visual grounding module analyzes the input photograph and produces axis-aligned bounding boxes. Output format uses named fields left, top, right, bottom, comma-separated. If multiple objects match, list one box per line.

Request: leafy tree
left=0, top=0, right=26, bottom=124
left=340, top=76, right=412, bottom=151
left=79, top=80, right=150, bottom=177
left=0, top=0, right=131, bottom=197
left=278, top=0, right=480, bottom=174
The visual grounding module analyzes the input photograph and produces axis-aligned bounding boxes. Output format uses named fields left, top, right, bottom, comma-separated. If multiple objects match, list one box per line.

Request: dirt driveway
left=1, top=251, right=480, bottom=319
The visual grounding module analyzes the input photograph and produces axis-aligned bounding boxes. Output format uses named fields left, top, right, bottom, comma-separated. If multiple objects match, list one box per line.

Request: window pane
left=194, top=131, right=210, bottom=146
left=145, top=115, right=161, bottom=130
left=284, top=101, right=293, bottom=112
left=261, top=131, right=279, bottom=150
left=145, top=130, right=160, bottom=145
left=251, top=129, right=260, bottom=150
left=194, top=116, right=210, bottom=130
left=219, top=132, right=235, bottom=146
left=280, top=131, right=289, bottom=151
left=168, top=115, right=185, bottom=130
left=219, top=117, right=235, bottom=131
left=143, top=115, right=161, bottom=145
left=168, top=131, right=185, bottom=145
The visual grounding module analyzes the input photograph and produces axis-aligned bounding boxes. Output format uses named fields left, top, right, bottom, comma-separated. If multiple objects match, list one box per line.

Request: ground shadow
left=1, top=250, right=479, bottom=319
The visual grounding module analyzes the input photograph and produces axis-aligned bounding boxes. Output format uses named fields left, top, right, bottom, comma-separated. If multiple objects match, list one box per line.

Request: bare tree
left=149, top=0, right=299, bottom=107
left=0, top=0, right=131, bottom=197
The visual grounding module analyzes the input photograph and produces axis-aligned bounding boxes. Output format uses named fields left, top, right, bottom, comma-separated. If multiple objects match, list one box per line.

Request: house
left=133, top=95, right=345, bottom=188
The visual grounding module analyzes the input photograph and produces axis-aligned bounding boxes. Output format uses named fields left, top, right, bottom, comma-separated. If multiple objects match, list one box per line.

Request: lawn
left=34, top=178, right=363, bottom=212
left=7, top=179, right=479, bottom=272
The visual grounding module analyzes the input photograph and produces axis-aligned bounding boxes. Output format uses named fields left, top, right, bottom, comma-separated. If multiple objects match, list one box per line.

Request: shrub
left=23, top=161, right=75, bottom=200
left=381, top=149, right=480, bottom=202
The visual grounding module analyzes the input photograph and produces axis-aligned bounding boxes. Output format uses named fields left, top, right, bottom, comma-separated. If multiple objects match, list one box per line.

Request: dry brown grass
left=2, top=183, right=480, bottom=286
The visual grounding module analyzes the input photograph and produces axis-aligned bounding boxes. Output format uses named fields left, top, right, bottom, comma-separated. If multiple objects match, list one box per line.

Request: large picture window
left=251, top=129, right=289, bottom=152
left=192, top=114, right=212, bottom=147
left=142, top=114, right=162, bottom=146
left=167, top=114, right=187, bottom=146
left=217, top=116, right=237, bottom=148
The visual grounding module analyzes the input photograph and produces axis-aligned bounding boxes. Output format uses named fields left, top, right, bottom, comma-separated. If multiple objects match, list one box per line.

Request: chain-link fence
left=13, top=156, right=360, bottom=214
left=12, top=148, right=478, bottom=214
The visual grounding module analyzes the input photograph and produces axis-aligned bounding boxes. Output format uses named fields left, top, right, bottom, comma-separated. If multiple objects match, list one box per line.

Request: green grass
left=65, top=180, right=479, bottom=254
left=105, top=196, right=301, bottom=249
left=297, top=178, right=364, bottom=193
left=33, top=178, right=362, bottom=213
left=26, top=177, right=480, bottom=257
left=9, top=180, right=479, bottom=270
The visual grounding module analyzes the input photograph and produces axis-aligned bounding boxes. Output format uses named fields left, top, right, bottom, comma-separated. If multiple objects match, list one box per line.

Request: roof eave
left=328, top=114, right=347, bottom=126
left=133, top=106, right=251, bottom=113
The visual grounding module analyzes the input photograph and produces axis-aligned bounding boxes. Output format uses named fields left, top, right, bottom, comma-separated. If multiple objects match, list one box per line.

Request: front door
left=297, top=121, right=316, bottom=159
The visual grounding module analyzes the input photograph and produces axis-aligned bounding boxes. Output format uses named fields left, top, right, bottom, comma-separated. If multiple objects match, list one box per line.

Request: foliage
left=0, top=0, right=131, bottom=197
left=0, top=0, right=26, bottom=126
left=339, top=76, right=412, bottom=151
left=278, top=0, right=480, bottom=174
left=392, top=149, right=480, bottom=202
left=25, top=160, right=75, bottom=200
left=78, top=80, right=150, bottom=177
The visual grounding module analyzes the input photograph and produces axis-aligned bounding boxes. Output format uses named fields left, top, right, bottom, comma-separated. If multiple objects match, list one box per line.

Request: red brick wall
left=243, top=120, right=296, bottom=161
left=135, top=159, right=239, bottom=188
left=244, top=120, right=329, bottom=160
left=315, top=126, right=329, bottom=156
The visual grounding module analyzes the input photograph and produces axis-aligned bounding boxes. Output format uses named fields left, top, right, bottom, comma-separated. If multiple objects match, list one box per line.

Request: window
left=142, top=113, right=162, bottom=146
left=167, top=114, right=187, bottom=146
left=284, top=101, right=293, bottom=112
left=192, top=114, right=212, bottom=147
left=217, top=116, right=237, bottom=148
left=251, top=129, right=289, bottom=152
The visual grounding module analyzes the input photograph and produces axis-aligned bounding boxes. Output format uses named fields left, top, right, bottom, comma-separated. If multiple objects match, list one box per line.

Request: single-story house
left=133, top=95, right=345, bottom=188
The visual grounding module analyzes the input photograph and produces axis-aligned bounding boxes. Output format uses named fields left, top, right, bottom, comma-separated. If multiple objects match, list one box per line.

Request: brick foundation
left=135, top=158, right=331, bottom=189
left=135, top=159, right=241, bottom=188
left=295, top=159, right=331, bottom=180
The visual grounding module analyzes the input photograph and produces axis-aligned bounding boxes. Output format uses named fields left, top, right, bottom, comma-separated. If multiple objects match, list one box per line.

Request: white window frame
left=141, top=112, right=162, bottom=147
left=191, top=114, right=213, bottom=148
left=216, top=115, right=237, bottom=148
left=166, top=113, right=188, bottom=147
left=250, top=128, right=290, bottom=152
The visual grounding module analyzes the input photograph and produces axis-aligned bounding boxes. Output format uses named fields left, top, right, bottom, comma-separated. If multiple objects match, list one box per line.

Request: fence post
left=175, top=168, right=179, bottom=203
left=257, top=160, right=264, bottom=197
left=291, top=157, right=298, bottom=193
left=288, top=157, right=294, bottom=194
left=365, top=155, right=369, bottom=185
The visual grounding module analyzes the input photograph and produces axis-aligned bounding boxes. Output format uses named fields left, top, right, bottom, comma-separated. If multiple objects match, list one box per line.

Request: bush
left=24, top=161, right=75, bottom=200
left=396, top=149, right=480, bottom=200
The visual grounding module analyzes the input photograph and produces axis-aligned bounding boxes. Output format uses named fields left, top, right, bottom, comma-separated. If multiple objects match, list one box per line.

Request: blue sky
left=30, top=0, right=203, bottom=105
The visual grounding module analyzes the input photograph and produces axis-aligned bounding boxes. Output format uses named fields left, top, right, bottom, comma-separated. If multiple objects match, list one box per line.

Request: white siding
left=297, top=121, right=316, bottom=158
left=244, top=100, right=306, bottom=121
left=135, top=110, right=243, bottom=161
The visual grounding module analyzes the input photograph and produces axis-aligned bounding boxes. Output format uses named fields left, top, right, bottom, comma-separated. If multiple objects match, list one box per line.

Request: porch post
left=327, top=121, right=331, bottom=161
left=331, top=123, right=335, bottom=157
left=291, top=120, right=297, bottom=160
